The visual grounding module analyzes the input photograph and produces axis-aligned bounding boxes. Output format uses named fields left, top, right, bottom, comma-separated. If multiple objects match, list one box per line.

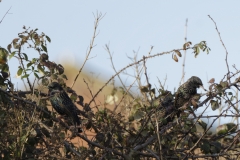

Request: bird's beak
left=200, top=85, right=207, bottom=91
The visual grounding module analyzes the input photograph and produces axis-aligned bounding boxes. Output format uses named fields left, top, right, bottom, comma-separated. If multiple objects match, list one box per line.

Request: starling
left=152, top=91, right=175, bottom=127
left=174, top=76, right=203, bottom=117
left=48, top=82, right=82, bottom=132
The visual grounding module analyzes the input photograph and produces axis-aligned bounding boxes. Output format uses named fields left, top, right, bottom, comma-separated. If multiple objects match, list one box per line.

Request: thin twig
left=17, top=46, right=33, bottom=91
left=105, top=44, right=135, bottom=100
left=88, top=47, right=193, bottom=106
left=0, top=6, right=11, bottom=24
left=36, top=119, right=82, bottom=157
left=208, top=15, right=230, bottom=82
left=146, top=149, right=160, bottom=160
left=83, top=78, right=98, bottom=111
left=181, top=18, right=188, bottom=85
left=71, top=12, right=105, bottom=89
left=63, top=141, right=82, bottom=157
left=113, top=77, right=137, bottom=112
left=154, top=115, right=162, bottom=160
left=143, top=55, right=152, bottom=102
left=76, top=133, right=128, bottom=159
left=184, top=94, right=240, bottom=159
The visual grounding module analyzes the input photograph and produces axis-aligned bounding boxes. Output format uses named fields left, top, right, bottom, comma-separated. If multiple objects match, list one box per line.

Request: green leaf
left=46, top=36, right=51, bottom=43
left=37, top=64, right=45, bottom=74
left=41, top=44, right=48, bottom=53
left=21, top=74, right=29, bottom=79
left=198, top=119, right=207, bottom=131
left=210, top=141, right=221, bottom=153
left=27, top=62, right=32, bottom=68
left=22, top=53, right=28, bottom=61
left=18, top=35, right=25, bottom=38
left=216, top=84, right=223, bottom=92
left=1, top=63, right=9, bottom=72
left=216, top=124, right=228, bottom=135
left=220, top=81, right=228, bottom=88
left=31, top=58, right=37, bottom=63
left=61, top=74, right=68, bottom=80
left=34, top=72, right=39, bottom=79
left=195, top=47, right=200, bottom=58
left=134, top=110, right=145, bottom=120
left=35, top=38, right=40, bottom=46
left=70, top=92, right=78, bottom=102
left=128, top=115, right=134, bottom=122
left=200, top=140, right=210, bottom=154
left=226, top=123, right=237, bottom=133
left=9, top=51, right=16, bottom=59
left=210, top=100, right=219, bottom=111
left=207, top=48, right=211, bottom=54
left=17, top=67, right=23, bottom=76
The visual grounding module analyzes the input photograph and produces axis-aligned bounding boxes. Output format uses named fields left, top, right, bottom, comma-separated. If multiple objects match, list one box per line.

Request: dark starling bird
left=174, top=76, right=203, bottom=117
left=151, top=91, right=175, bottom=127
left=48, top=82, right=82, bottom=132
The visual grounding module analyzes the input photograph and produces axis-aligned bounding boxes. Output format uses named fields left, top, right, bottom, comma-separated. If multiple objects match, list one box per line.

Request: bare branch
left=0, top=6, right=11, bottom=24
left=208, top=15, right=230, bottom=82
left=181, top=18, right=188, bottom=85
left=71, top=12, right=105, bottom=88
left=88, top=47, right=193, bottom=106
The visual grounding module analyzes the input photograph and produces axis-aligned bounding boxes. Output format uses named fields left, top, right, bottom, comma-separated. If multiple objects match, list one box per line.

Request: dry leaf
left=174, top=50, right=182, bottom=57
left=173, top=54, right=178, bottom=62
left=208, top=78, right=215, bottom=83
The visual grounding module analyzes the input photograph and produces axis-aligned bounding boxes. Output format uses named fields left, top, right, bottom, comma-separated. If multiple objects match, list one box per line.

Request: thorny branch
left=2, top=12, right=240, bottom=159
left=88, top=47, right=193, bottom=106
left=105, top=44, right=135, bottom=100
left=71, top=12, right=105, bottom=89
left=208, top=15, right=230, bottom=82
left=181, top=18, right=188, bottom=85
left=0, top=6, right=11, bottom=24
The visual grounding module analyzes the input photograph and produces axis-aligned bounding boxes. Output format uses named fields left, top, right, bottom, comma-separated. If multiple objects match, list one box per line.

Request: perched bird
left=152, top=91, right=175, bottom=127
left=174, top=76, right=203, bottom=117
left=48, top=82, right=82, bottom=132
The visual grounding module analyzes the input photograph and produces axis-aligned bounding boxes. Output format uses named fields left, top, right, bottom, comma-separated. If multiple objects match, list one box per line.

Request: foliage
left=1, top=15, right=240, bottom=160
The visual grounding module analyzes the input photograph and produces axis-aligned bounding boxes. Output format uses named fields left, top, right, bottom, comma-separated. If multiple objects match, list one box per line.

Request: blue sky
left=1, top=1, right=240, bottom=125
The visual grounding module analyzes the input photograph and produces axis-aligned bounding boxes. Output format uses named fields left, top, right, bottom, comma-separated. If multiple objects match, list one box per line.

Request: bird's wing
left=58, top=91, right=76, bottom=114
left=59, top=91, right=81, bottom=123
